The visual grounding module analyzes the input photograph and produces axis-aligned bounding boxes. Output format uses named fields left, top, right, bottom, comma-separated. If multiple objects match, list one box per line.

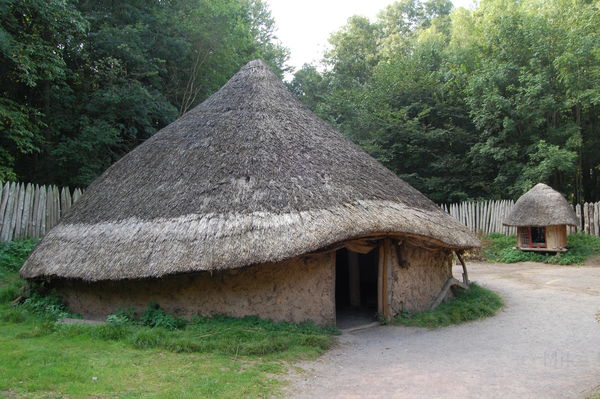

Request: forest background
left=1, top=0, right=599, bottom=203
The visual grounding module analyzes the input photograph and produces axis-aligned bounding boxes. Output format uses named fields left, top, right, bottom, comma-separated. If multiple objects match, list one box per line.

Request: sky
left=266, top=0, right=477, bottom=73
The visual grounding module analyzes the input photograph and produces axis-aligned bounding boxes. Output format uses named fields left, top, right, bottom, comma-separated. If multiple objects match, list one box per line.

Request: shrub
left=21, top=292, right=76, bottom=321
left=0, top=239, right=37, bottom=303
left=140, top=302, right=186, bottom=330
left=0, top=239, right=38, bottom=273
left=106, top=307, right=138, bottom=325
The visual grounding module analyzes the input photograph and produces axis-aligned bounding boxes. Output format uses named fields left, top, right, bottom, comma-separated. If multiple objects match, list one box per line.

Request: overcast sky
left=266, top=0, right=477, bottom=73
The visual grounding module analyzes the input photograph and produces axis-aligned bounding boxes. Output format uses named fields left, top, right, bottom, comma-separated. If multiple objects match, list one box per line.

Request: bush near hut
left=0, top=240, right=337, bottom=398
left=0, top=239, right=37, bottom=303
left=482, top=233, right=600, bottom=265
left=393, top=284, right=504, bottom=328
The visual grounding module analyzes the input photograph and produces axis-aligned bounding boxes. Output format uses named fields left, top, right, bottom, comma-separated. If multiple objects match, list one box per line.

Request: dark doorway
left=335, top=247, right=379, bottom=329
left=531, top=227, right=546, bottom=246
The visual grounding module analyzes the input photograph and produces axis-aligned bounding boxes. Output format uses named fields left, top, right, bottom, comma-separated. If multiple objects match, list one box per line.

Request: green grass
left=393, top=284, right=503, bottom=328
left=0, top=240, right=337, bottom=399
left=481, top=233, right=600, bottom=265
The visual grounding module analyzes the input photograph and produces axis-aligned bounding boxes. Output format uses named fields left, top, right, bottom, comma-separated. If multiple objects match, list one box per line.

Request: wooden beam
left=429, top=277, right=468, bottom=310
left=455, top=251, right=470, bottom=286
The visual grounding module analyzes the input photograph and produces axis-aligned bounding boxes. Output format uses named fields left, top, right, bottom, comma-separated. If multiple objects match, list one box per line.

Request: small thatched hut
left=21, top=60, right=479, bottom=326
left=503, top=183, right=578, bottom=252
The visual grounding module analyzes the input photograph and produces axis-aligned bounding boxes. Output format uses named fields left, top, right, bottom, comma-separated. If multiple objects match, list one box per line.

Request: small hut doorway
left=335, top=247, right=379, bottom=328
left=518, top=226, right=547, bottom=249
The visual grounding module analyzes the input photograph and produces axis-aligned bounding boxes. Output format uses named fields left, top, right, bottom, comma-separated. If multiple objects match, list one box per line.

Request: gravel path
left=287, top=262, right=600, bottom=399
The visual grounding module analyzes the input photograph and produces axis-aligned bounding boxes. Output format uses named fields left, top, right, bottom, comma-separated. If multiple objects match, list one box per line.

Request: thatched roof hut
left=21, top=60, right=478, bottom=325
left=503, top=183, right=578, bottom=252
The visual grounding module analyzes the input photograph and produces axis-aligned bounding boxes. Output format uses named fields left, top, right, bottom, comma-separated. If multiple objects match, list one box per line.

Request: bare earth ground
left=286, top=262, right=600, bottom=399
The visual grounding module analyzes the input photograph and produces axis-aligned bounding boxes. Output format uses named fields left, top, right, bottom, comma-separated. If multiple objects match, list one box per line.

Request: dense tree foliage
left=1, top=0, right=287, bottom=186
left=290, top=0, right=600, bottom=202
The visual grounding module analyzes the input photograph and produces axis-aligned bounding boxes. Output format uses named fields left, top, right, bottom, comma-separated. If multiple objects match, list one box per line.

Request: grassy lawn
left=0, top=240, right=337, bottom=399
left=393, top=283, right=503, bottom=328
left=480, top=233, right=600, bottom=265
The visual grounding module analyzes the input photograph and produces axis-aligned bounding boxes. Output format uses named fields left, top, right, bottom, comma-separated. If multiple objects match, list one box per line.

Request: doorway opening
left=518, top=226, right=547, bottom=248
left=335, top=247, right=379, bottom=329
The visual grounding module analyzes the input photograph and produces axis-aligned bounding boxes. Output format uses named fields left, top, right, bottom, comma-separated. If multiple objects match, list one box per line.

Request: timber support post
left=455, top=251, right=470, bottom=286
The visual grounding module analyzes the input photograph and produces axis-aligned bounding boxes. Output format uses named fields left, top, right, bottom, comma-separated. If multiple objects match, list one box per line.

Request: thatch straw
left=503, top=183, right=578, bottom=227
left=21, top=60, right=479, bottom=282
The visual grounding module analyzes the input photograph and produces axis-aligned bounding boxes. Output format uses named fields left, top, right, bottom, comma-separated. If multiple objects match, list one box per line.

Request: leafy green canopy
left=1, top=0, right=288, bottom=186
left=290, top=0, right=600, bottom=202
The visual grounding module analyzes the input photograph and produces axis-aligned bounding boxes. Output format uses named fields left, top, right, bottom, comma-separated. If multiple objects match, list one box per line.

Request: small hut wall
left=546, top=225, right=568, bottom=249
left=517, top=226, right=529, bottom=248
left=390, top=242, right=453, bottom=313
left=52, top=252, right=336, bottom=325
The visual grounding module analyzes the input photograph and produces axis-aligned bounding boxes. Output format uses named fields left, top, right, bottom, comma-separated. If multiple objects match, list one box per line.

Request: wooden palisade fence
left=0, top=182, right=83, bottom=242
left=1, top=181, right=599, bottom=242
left=441, top=200, right=600, bottom=237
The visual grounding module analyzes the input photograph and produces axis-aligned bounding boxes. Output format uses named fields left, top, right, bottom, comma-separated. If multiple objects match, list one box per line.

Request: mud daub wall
left=391, top=242, right=453, bottom=313
left=53, top=252, right=336, bottom=325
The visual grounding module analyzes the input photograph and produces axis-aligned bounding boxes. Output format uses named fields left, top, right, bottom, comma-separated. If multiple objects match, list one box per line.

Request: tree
left=1, top=0, right=288, bottom=186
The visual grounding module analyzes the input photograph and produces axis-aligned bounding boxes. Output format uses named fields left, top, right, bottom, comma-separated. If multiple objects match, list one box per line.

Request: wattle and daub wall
left=53, top=239, right=452, bottom=325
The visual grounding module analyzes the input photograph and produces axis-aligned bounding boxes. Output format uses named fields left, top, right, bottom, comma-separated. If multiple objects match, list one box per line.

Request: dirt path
left=286, top=262, right=600, bottom=399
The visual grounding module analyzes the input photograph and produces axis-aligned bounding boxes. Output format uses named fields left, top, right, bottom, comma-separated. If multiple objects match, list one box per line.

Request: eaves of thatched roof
left=503, top=183, right=578, bottom=227
left=21, top=60, right=479, bottom=281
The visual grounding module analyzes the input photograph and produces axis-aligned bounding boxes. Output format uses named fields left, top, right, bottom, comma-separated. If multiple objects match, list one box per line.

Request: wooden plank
left=504, top=200, right=509, bottom=234
left=38, top=186, right=47, bottom=235
left=54, top=185, right=60, bottom=224
left=480, top=201, right=486, bottom=234
left=60, top=187, right=67, bottom=218
left=469, top=202, right=474, bottom=231
left=456, top=251, right=470, bottom=285
left=7, top=183, right=20, bottom=241
left=49, top=185, right=57, bottom=228
left=429, top=277, right=468, bottom=309
left=31, top=185, right=41, bottom=238
left=594, top=202, right=600, bottom=236
left=27, top=184, right=36, bottom=237
left=583, top=203, right=590, bottom=234
left=0, top=183, right=15, bottom=241
left=490, top=200, right=495, bottom=233
left=13, top=183, right=25, bottom=239
left=478, top=201, right=483, bottom=232
left=61, top=187, right=72, bottom=215
left=484, top=200, right=491, bottom=234
left=48, top=185, right=54, bottom=229
left=546, top=225, right=567, bottom=250
left=45, top=185, right=53, bottom=233
left=21, top=184, right=33, bottom=238
left=73, top=188, right=82, bottom=203
left=588, top=203, right=596, bottom=235
left=0, top=182, right=9, bottom=234
left=492, top=200, right=499, bottom=233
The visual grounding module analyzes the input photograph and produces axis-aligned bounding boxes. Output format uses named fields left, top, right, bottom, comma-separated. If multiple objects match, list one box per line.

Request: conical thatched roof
left=503, top=183, right=578, bottom=227
left=21, top=60, right=478, bottom=282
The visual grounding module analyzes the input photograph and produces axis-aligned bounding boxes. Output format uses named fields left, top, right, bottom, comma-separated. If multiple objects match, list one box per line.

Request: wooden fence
left=1, top=180, right=599, bottom=242
left=0, top=182, right=83, bottom=242
left=441, top=200, right=600, bottom=236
